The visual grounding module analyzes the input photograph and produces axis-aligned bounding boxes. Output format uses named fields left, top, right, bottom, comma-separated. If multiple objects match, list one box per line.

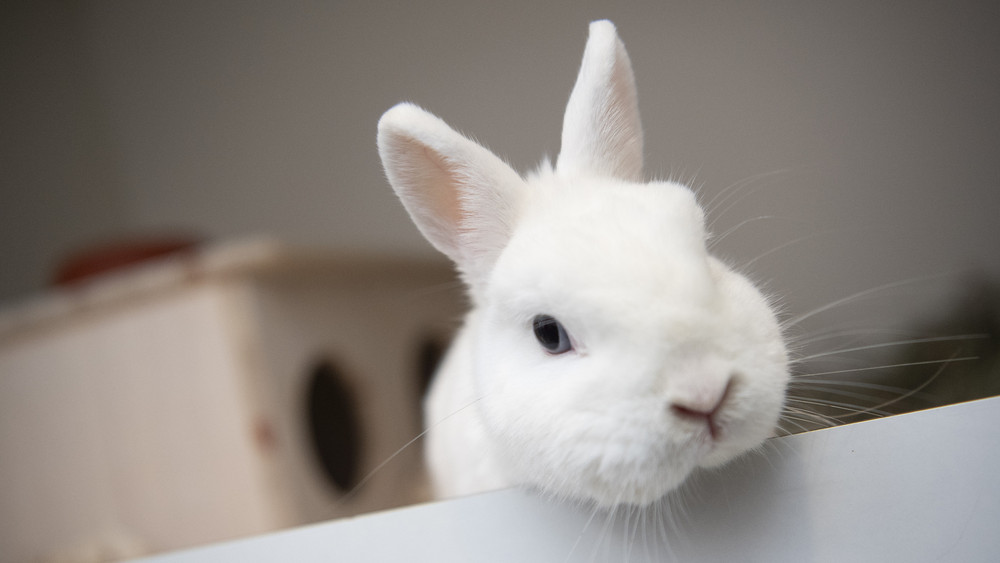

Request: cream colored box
left=0, top=239, right=463, bottom=562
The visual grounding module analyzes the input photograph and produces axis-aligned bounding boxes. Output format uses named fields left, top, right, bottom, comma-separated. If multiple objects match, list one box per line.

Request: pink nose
left=669, top=378, right=734, bottom=439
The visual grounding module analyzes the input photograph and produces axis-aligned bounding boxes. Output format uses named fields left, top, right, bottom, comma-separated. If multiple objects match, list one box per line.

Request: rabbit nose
left=669, top=378, right=734, bottom=439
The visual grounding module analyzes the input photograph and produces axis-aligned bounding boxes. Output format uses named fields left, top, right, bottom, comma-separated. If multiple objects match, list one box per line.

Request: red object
left=53, top=237, right=202, bottom=286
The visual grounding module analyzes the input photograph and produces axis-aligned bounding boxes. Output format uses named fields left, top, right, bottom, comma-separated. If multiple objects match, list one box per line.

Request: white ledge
left=134, top=396, right=1000, bottom=562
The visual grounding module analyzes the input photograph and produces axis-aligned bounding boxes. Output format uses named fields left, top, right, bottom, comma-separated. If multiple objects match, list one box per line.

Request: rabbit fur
left=377, top=20, right=789, bottom=507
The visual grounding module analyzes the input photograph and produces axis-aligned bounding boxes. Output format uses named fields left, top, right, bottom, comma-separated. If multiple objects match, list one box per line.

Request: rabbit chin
left=495, top=412, right=772, bottom=508
left=513, top=439, right=713, bottom=508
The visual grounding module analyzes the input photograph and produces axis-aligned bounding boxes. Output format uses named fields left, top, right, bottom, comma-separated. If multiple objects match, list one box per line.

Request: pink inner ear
left=420, top=145, right=467, bottom=230
left=378, top=102, right=526, bottom=294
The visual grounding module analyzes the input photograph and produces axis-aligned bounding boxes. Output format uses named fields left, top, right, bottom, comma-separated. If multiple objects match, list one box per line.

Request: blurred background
left=3, top=0, right=999, bottom=310
left=1, top=0, right=998, bottom=560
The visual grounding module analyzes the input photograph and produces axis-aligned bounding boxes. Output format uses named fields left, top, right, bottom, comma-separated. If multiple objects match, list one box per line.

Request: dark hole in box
left=306, top=360, right=363, bottom=494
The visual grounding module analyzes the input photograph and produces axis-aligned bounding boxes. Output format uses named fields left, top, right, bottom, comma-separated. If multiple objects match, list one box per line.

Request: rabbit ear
left=556, top=20, right=644, bottom=182
left=378, top=103, right=524, bottom=288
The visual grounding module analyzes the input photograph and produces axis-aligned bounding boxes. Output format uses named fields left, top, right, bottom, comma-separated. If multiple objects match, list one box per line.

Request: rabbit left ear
left=377, top=103, right=525, bottom=291
left=556, top=20, right=644, bottom=182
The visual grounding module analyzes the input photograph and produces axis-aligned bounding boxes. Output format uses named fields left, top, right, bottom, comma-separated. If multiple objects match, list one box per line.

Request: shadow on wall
left=786, top=274, right=1000, bottom=433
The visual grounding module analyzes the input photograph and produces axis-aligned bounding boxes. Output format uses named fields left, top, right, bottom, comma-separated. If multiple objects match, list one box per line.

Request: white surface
left=134, top=396, right=1000, bottom=562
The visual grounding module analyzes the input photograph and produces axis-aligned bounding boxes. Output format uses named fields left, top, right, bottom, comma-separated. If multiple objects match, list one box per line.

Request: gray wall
left=1, top=2, right=128, bottom=301
left=3, top=0, right=999, bottom=329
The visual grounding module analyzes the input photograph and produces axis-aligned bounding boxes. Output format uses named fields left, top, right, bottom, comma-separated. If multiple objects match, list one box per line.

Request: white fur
left=378, top=20, right=789, bottom=507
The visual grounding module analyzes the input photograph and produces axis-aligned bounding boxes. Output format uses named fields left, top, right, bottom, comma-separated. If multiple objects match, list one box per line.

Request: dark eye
left=532, top=314, right=573, bottom=354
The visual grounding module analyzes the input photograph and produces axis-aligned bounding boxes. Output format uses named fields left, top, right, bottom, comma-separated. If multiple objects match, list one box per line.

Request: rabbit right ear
left=556, top=20, right=644, bottom=182
left=378, top=103, right=525, bottom=289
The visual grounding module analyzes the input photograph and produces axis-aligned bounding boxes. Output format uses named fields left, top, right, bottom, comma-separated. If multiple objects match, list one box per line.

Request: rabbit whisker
left=337, top=395, right=485, bottom=506
left=789, top=326, right=920, bottom=348
left=704, top=168, right=794, bottom=221
left=795, top=355, right=978, bottom=378
left=781, top=273, right=954, bottom=329
left=778, top=406, right=841, bottom=431
left=741, top=228, right=845, bottom=270
left=783, top=396, right=895, bottom=418
left=795, top=334, right=987, bottom=361
left=707, top=215, right=779, bottom=249
left=788, top=378, right=934, bottom=398
left=786, top=354, right=959, bottom=427
left=563, top=501, right=604, bottom=563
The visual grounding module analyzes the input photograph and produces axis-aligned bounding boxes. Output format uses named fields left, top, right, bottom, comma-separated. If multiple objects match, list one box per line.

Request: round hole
left=416, top=335, right=447, bottom=399
left=305, top=360, right=363, bottom=494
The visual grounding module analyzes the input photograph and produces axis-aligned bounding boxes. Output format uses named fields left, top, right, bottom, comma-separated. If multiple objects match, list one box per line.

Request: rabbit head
left=378, top=20, right=789, bottom=507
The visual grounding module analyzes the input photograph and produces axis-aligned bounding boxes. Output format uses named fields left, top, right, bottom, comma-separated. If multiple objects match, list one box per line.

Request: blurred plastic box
left=0, top=238, right=464, bottom=561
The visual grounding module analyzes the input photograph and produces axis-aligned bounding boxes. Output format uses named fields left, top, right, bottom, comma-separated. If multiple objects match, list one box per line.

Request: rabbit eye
left=532, top=314, right=573, bottom=354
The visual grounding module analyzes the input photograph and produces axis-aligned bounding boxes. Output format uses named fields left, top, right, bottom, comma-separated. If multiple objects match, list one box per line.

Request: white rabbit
left=377, top=20, right=789, bottom=507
